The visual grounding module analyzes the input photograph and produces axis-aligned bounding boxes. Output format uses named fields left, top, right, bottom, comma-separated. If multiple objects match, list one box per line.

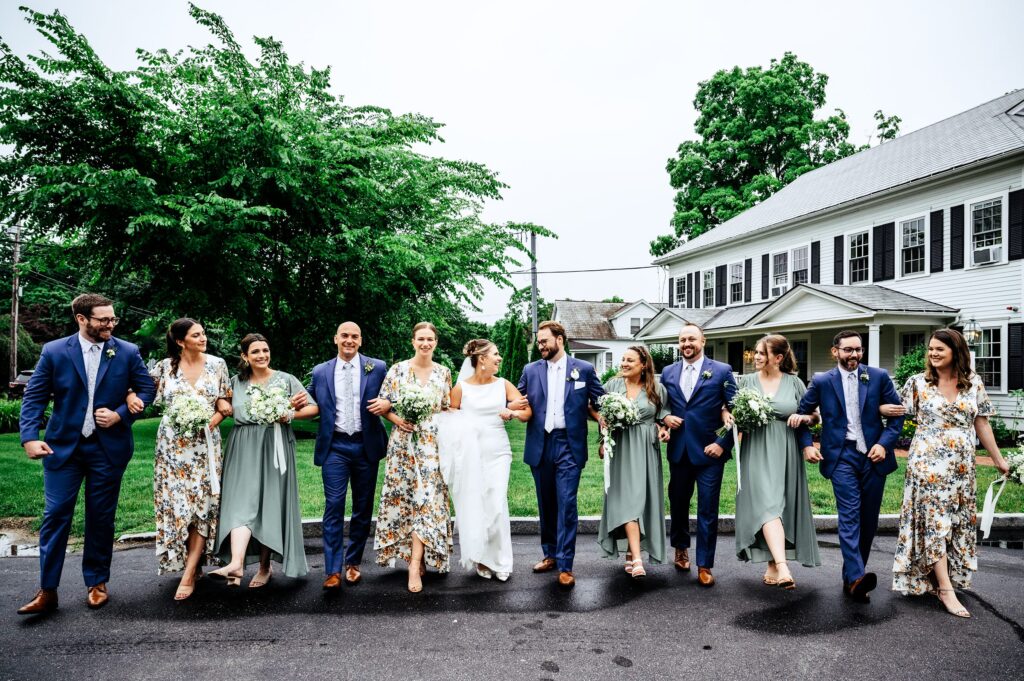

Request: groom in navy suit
left=307, top=321, right=389, bottom=589
left=18, top=294, right=155, bottom=614
left=512, top=321, right=603, bottom=588
left=661, top=324, right=736, bottom=587
left=798, top=329, right=903, bottom=602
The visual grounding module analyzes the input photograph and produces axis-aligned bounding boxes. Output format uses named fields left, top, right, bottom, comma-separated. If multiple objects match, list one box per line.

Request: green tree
left=602, top=295, right=624, bottom=303
left=652, top=53, right=896, bottom=257
left=0, top=6, right=550, bottom=374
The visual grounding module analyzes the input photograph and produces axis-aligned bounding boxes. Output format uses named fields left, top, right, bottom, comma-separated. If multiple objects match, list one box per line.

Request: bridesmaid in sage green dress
left=732, top=334, right=820, bottom=590
left=210, top=333, right=319, bottom=587
left=595, top=346, right=671, bottom=578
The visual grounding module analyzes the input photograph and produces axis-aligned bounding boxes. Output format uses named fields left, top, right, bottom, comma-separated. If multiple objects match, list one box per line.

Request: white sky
left=2, top=0, right=1020, bottom=322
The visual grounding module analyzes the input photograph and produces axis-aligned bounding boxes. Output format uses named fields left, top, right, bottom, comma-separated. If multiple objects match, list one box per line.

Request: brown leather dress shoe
left=557, top=571, right=576, bottom=588
left=17, top=589, right=58, bottom=615
left=322, top=573, right=343, bottom=590
left=343, top=565, right=361, bottom=585
left=86, top=583, right=109, bottom=609
left=697, top=567, right=715, bottom=587
left=532, top=557, right=556, bottom=573
left=673, top=548, right=691, bottom=571
left=845, top=573, right=877, bottom=603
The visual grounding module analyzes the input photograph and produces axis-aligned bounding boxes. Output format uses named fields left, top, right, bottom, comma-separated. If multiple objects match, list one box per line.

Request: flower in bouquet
left=167, top=392, right=214, bottom=440
left=394, top=382, right=440, bottom=427
left=597, top=392, right=641, bottom=454
left=247, top=383, right=295, bottom=425
left=1006, top=451, right=1024, bottom=485
left=728, top=387, right=775, bottom=432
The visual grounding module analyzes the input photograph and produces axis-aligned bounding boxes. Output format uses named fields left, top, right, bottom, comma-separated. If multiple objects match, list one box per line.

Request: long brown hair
left=924, top=328, right=974, bottom=392
left=757, top=334, right=799, bottom=375
left=237, top=333, right=269, bottom=382
left=166, top=317, right=200, bottom=374
left=624, top=345, right=661, bottom=411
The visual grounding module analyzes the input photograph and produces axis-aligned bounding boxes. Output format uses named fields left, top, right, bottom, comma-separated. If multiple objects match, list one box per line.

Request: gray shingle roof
left=798, top=284, right=958, bottom=313
left=655, top=89, right=1024, bottom=263
left=555, top=300, right=627, bottom=340
left=704, top=302, right=771, bottom=329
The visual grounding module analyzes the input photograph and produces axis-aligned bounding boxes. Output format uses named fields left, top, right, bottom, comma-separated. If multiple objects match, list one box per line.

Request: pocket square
left=574, top=381, right=586, bottom=389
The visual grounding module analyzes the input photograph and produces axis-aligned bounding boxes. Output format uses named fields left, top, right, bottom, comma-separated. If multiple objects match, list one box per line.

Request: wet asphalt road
left=2, top=534, right=1022, bottom=681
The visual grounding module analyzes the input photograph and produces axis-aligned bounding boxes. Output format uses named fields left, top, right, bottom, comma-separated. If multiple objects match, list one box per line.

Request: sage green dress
left=734, top=372, right=820, bottom=567
left=213, top=371, right=314, bottom=578
left=596, top=377, right=669, bottom=564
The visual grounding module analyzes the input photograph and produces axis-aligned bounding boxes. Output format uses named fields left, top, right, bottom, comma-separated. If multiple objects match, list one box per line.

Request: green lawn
left=1, top=418, right=1020, bottom=538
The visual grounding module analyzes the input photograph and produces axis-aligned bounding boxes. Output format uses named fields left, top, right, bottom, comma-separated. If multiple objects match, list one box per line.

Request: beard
left=538, top=345, right=553, bottom=360
left=83, top=323, right=111, bottom=343
left=839, top=356, right=859, bottom=371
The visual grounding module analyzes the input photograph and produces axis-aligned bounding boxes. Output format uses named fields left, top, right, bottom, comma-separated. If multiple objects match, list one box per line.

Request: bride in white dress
left=438, top=339, right=532, bottom=581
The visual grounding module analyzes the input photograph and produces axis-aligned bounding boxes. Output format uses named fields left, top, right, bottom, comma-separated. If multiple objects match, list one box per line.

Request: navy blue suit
left=798, top=364, right=903, bottom=584
left=518, top=355, right=603, bottom=571
left=308, top=354, right=387, bottom=573
left=19, top=334, right=155, bottom=589
left=661, top=357, right=737, bottom=569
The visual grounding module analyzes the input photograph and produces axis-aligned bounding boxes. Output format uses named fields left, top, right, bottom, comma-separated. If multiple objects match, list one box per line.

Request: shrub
left=809, top=422, right=822, bottom=439
left=897, top=418, right=917, bottom=449
left=894, top=343, right=926, bottom=389
left=989, top=416, right=1017, bottom=447
left=600, top=366, right=619, bottom=384
left=0, top=399, right=51, bottom=433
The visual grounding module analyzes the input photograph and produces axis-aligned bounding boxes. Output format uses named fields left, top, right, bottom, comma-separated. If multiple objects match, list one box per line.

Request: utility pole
left=530, top=231, right=538, bottom=338
left=8, top=223, right=20, bottom=385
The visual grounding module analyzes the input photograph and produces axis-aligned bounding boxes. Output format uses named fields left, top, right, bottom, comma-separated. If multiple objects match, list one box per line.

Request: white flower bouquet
left=247, top=383, right=295, bottom=425
left=597, top=392, right=641, bottom=454
left=729, top=387, right=774, bottom=432
left=1006, top=451, right=1024, bottom=485
left=166, top=392, right=214, bottom=440
left=981, top=450, right=1024, bottom=538
left=395, top=382, right=440, bottom=426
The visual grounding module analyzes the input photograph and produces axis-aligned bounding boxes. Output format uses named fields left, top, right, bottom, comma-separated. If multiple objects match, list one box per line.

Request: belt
left=545, top=427, right=567, bottom=435
left=333, top=430, right=363, bottom=442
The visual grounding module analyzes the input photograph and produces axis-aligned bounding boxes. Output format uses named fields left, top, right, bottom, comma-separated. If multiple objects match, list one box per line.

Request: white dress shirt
left=545, top=354, right=568, bottom=432
left=681, top=356, right=702, bottom=401
left=334, top=357, right=362, bottom=434
left=838, top=365, right=866, bottom=452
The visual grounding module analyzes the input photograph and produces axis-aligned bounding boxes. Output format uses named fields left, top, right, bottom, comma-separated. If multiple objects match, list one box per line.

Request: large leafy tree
left=0, top=5, right=549, bottom=371
left=651, top=52, right=898, bottom=257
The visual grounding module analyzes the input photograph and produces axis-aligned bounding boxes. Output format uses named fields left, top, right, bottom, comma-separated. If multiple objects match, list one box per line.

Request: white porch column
left=868, top=324, right=881, bottom=368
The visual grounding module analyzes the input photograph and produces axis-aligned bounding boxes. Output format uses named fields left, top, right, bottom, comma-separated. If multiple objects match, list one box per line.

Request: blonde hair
left=463, top=338, right=497, bottom=368
left=411, top=321, right=438, bottom=338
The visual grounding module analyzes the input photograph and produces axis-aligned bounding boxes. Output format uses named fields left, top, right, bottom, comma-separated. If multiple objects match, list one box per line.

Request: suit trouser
left=321, top=431, right=379, bottom=574
left=38, top=436, right=124, bottom=589
left=831, top=441, right=886, bottom=584
left=668, top=458, right=724, bottom=569
left=531, top=429, right=581, bottom=572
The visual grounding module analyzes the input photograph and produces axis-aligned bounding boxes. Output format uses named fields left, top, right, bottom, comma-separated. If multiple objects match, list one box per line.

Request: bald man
left=307, top=322, right=390, bottom=588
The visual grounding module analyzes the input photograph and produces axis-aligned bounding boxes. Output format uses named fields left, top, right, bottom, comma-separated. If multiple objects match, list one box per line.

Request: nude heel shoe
left=408, top=559, right=423, bottom=593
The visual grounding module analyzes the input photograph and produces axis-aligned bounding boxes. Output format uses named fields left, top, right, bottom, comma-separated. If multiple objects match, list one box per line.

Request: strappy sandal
left=629, top=559, right=646, bottom=579
left=624, top=552, right=634, bottom=574
left=775, top=561, right=796, bottom=590
left=209, top=567, right=243, bottom=587
left=249, top=567, right=273, bottom=589
left=936, top=588, right=970, bottom=618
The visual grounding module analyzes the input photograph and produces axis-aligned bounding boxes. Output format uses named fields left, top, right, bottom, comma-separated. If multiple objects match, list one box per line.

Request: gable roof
left=795, top=284, right=958, bottom=313
left=554, top=299, right=667, bottom=340
left=655, top=88, right=1024, bottom=264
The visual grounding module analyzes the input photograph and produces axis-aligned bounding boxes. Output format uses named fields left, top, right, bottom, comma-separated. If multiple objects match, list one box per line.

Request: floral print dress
left=151, top=355, right=232, bottom=574
left=373, top=361, right=454, bottom=571
left=892, top=373, right=994, bottom=594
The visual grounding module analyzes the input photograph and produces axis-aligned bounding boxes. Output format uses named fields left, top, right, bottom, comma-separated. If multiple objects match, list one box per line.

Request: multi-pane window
left=604, top=351, right=614, bottom=371
left=703, top=270, right=714, bottom=307
left=791, top=340, right=808, bottom=382
left=792, top=246, right=809, bottom=285
left=849, top=231, right=870, bottom=283
left=675, top=277, right=686, bottom=307
left=630, top=317, right=641, bottom=335
left=772, top=253, right=788, bottom=289
left=729, top=262, right=744, bottom=303
left=975, top=328, right=1001, bottom=390
left=972, top=199, right=1002, bottom=248
left=900, top=332, right=926, bottom=357
left=901, top=218, right=926, bottom=276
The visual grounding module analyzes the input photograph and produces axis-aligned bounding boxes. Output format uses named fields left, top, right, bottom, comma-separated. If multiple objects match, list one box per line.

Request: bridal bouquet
left=247, top=383, right=295, bottom=425
left=597, top=392, right=641, bottom=455
left=395, top=382, right=440, bottom=426
left=729, top=388, right=775, bottom=432
left=166, top=392, right=214, bottom=440
left=1006, top=451, right=1024, bottom=485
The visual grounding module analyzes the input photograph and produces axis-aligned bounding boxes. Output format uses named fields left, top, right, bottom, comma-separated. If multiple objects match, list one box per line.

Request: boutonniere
left=569, top=368, right=580, bottom=381
left=364, top=362, right=374, bottom=375
left=860, top=372, right=869, bottom=384
left=105, top=347, right=116, bottom=359
left=702, top=370, right=712, bottom=380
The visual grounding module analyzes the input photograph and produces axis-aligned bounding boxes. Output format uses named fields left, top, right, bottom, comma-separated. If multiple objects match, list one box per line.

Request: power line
left=22, top=270, right=157, bottom=317
left=510, top=265, right=662, bottom=275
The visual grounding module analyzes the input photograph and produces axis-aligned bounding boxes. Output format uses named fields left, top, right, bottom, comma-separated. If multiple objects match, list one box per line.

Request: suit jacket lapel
left=857, top=367, right=868, bottom=413
left=67, top=336, right=88, bottom=388
left=94, top=339, right=114, bottom=389
left=325, top=358, right=338, bottom=411
left=563, top=357, right=574, bottom=402
left=829, top=368, right=847, bottom=417
left=358, top=354, right=369, bottom=404
left=687, top=358, right=708, bottom=401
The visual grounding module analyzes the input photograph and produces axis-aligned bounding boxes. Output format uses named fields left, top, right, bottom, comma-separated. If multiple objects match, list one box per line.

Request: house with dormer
left=551, top=299, right=663, bottom=373
left=637, top=89, right=1024, bottom=421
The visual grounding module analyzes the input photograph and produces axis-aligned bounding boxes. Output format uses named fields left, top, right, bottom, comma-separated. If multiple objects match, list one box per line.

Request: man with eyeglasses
left=795, top=329, right=903, bottom=604
left=17, top=293, right=155, bottom=615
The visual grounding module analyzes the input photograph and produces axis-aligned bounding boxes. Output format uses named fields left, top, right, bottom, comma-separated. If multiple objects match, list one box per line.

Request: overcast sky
left=2, top=0, right=1020, bottom=322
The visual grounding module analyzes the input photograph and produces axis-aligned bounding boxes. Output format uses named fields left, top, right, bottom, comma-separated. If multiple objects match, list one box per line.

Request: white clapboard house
left=551, top=299, right=663, bottom=374
left=636, top=89, right=1024, bottom=423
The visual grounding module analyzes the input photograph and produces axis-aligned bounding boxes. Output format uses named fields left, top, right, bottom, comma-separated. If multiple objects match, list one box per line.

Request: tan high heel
left=936, top=589, right=971, bottom=618
left=408, top=559, right=423, bottom=593
left=775, top=561, right=795, bottom=590
left=624, top=552, right=634, bottom=574
left=629, top=559, right=646, bottom=579
left=209, top=567, right=242, bottom=587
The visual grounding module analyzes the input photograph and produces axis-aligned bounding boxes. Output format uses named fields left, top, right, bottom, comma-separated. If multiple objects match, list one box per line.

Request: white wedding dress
left=437, top=378, right=514, bottom=579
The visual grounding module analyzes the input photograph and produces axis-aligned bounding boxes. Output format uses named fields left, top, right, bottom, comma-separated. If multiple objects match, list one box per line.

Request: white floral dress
left=892, top=373, right=994, bottom=594
left=151, top=356, right=232, bottom=574
left=373, top=361, right=454, bottom=571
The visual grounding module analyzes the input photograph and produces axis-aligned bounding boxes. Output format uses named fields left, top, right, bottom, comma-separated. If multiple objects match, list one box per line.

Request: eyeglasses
left=89, top=316, right=120, bottom=326
left=836, top=347, right=863, bottom=354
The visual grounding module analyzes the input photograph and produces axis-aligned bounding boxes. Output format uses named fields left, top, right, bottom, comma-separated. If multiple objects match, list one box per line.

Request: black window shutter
left=930, top=209, right=944, bottom=272
left=872, top=224, right=885, bottom=281
left=950, top=204, right=964, bottom=270
left=810, top=241, right=820, bottom=283
left=715, top=264, right=726, bottom=307
left=761, top=253, right=770, bottom=299
left=882, top=222, right=896, bottom=280
left=686, top=273, right=694, bottom=307
left=743, top=257, right=752, bottom=302
left=833, top=235, right=844, bottom=284
left=1009, top=189, right=1023, bottom=261
left=668, top=277, right=675, bottom=308
left=693, top=270, right=700, bottom=308
left=1009, top=323, right=1024, bottom=391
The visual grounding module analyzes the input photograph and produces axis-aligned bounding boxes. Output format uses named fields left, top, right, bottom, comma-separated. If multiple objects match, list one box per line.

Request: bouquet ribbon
left=204, top=425, right=220, bottom=495
left=980, top=475, right=1007, bottom=539
left=601, top=426, right=612, bottom=494
left=272, top=422, right=288, bottom=475
left=733, top=424, right=741, bottom=492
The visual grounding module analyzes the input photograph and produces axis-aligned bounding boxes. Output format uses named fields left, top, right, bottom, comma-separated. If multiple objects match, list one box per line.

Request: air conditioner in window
left=973, top=245, right=1002, bottom=265
left=771, top=285, right=788, bottom=297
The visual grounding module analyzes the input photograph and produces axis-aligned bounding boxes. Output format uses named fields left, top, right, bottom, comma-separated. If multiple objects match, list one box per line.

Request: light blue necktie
left=82, top=344, right=101, bottom=437
left=340, top=362, right=355, bottom=434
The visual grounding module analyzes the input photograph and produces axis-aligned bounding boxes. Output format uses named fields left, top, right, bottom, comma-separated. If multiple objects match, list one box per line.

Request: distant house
left=551, top=299, right=664, bottom=373
left=638, top=88, right=1024, bottom=423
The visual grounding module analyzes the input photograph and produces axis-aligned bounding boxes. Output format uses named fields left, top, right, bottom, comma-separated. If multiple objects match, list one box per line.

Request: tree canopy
left=651, top=52, right=898, bottom=257
left=0, top=5, right=549, bottom=371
